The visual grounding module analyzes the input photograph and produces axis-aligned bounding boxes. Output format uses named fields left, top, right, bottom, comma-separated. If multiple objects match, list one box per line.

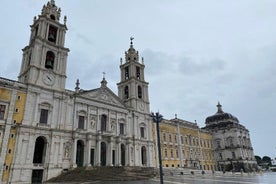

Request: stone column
left=126, top=144, right=130, bottom=166
left=107, top=137, right=113, bottom=166
left=118, top=143, right=122, bottom=166
left=115, top=141, right=119, bottom=166
left=71, top=138, right=77, bottom=168
left=96, top=134, right=102, bottom=166
left=86, top=138, right=91, bottom=167
left=148, top=144, right=154, bottom=167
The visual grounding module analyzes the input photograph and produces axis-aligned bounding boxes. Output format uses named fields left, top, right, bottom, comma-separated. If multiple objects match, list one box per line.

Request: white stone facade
left=8, top=1, right=154, bottom=183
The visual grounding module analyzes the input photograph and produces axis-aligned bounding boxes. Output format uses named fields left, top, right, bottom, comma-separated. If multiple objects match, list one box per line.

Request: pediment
left=78, top=87, right=126, bottom=108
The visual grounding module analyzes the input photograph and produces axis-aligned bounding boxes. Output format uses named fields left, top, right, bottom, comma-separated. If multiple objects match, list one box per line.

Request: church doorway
left=141, top=146, right=147, bottom=166
left=31, top=169, right=43, bottom=184
left=76, top=140, right=84, bottom=167
left=121, top=144, right=126, bottom=166
left=101, top=142, right=107, bottom=166
left=33, top=136, right=47, bottom=164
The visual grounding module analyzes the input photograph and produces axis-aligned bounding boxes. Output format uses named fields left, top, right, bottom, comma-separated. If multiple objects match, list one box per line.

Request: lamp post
left=151, top=112, right=164, bottom=184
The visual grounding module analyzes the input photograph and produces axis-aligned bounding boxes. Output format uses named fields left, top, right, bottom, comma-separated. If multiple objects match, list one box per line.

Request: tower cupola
left=41, top=0, right=61, bottom=21
left=125, top=37, right=139, bottom=62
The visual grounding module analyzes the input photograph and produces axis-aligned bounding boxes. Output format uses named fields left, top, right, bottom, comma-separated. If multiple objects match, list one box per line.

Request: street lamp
left=151, top=112, right=164, bottom=184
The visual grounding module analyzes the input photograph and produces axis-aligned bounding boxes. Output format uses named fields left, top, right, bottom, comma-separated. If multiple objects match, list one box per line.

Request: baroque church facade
left=2, top=1, right=154, bottom=183
left=0, top=1, right=257, bottom=183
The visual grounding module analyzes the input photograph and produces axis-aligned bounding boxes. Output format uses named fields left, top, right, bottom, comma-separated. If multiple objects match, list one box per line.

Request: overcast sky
left=1, top=0, right=276, bottom=158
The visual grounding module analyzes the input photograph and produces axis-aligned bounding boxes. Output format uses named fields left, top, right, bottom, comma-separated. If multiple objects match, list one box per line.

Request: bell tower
left=18, top=0, right=69, bottom=91
left=117, top=38, right=150, bottom=113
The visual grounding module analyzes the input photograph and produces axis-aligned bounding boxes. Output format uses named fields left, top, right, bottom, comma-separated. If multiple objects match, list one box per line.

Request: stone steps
left=47, top=166, right=157, bottom=182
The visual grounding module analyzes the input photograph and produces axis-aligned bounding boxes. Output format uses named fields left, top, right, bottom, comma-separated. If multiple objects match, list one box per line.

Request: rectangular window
left=175, top=135, right=177, bottom=143
left=101, top=115, right=107, bottom=132
left=163, top=133, right=166, bottom=141
left=39, top=109, right=48, bottom=124
left=140, top=127, right=145, bottom=138
left=181, top=136, right=183, bottom=144
left=169, top=134, right=172, bottom=142
left=78, top=115, right=85, bottom=129
left=0, top=105, right=6, bottom=120
left=15, top=108, right=19, bottom=113
left=171, top=149, right=174, bottom=158
left=120, top=123, right=124, bottom=135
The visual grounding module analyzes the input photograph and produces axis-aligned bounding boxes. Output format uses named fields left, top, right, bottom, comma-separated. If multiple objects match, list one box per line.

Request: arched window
left=124, top=86, right=129, bottom=99
left=45, top=51, right=55, bottom=69
left=136, top=66, right=140, bottom=79
left=101, top=114, right=107, bottom=132
left=138, top=85, right=142, bottom=99
left=125, top=67, right=129, bottom=79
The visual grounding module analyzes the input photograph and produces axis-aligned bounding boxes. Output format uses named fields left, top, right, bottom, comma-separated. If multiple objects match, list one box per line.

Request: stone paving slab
left=46, top=172, right=276, bottom=184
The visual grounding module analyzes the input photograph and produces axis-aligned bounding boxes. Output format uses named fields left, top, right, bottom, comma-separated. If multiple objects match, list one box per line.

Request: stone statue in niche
left=111, top=121, right=116, bottom=132
left=90, top=117, right=96, bottom=129
left=64, top=142, right=72, bottom=159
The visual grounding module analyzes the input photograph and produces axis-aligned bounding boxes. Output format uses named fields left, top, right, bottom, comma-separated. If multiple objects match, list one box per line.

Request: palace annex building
left=0, top=1, right=257, bottom=183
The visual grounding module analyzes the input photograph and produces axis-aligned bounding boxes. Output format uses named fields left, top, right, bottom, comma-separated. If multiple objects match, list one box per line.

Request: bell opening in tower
left=48, top=25, right=57, bottom=43
left=45, top=51, right=55, bottom=69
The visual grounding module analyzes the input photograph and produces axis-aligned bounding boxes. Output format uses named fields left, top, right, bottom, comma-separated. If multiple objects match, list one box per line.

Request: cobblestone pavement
left=47, top=172, right=276, bottom=184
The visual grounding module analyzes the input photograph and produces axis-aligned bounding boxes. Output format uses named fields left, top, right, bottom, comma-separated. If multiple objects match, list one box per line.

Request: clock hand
left=47, top=76, right=52, bottom=81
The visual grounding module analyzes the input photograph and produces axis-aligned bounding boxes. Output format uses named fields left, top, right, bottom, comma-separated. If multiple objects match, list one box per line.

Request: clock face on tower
left=43, top=72, right=55, bottom=86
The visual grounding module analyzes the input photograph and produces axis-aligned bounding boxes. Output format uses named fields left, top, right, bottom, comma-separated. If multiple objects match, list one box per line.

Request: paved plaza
left=47, top=172, right=276, bottom=184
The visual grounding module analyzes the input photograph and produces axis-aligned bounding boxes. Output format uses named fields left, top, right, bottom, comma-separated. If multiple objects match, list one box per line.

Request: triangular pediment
left=77, top=87, right=126, bottom=108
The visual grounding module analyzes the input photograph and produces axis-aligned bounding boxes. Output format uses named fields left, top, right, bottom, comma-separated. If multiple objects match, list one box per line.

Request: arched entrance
left=76, top=140, right=84, bottom=167
left=101, top=142, right=107, bottom=166
left=32, top=136, right=46, bottom=183
left=33, top=136, right=46, bottom=164
left=141, top=146, right=147, bottom=166
left=121, top=144, right=126, bottom=166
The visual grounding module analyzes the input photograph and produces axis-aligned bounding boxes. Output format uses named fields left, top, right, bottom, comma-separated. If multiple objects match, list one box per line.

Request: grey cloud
left=178, top=57, right=226, bottom=75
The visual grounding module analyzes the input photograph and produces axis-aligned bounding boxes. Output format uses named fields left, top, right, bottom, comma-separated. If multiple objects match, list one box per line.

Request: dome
left=205, top=102, right=239, bottom=125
